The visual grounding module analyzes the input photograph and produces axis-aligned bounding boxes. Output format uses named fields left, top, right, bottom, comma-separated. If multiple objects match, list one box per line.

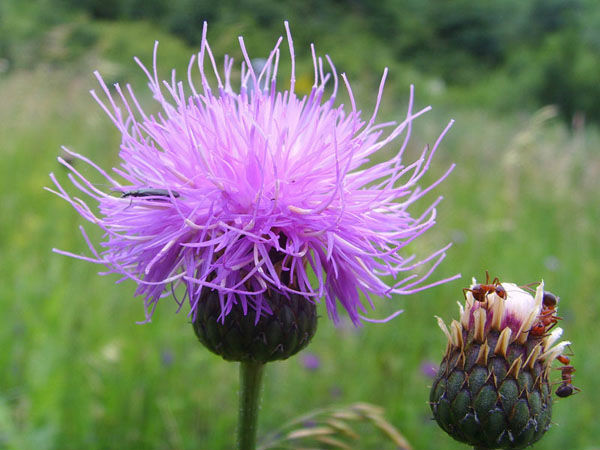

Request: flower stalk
left=238, top=361, right=265, bottom=450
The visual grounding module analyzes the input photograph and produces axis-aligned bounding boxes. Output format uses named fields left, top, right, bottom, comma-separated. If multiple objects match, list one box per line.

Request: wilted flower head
left=48, top=22, right=457, bottom=328
left=430, top=277, right=574, bottom=449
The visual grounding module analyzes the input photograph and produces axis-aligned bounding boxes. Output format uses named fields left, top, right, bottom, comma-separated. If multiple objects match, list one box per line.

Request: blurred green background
left=1, top=0, right=600, bottom=449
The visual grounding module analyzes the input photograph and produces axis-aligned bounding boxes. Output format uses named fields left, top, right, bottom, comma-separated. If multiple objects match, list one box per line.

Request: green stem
left=238, top=361, right=265, bottom=450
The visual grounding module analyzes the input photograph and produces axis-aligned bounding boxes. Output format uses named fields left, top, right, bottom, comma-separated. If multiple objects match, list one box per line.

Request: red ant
left=555, top=365, right=581, bottom=398
left=556, top=344, right=574, bottom=366
left=463, top=271, right=506, bottom=302
left=529, top=321, right=547, bottom=336
left=540, top=291, right=561, bottom=328
left=542, top=291, right=559, bottom=308
left=529, top=291, right=562, bottom=336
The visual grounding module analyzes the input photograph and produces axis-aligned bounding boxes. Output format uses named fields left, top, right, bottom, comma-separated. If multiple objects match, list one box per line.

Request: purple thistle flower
left=48, top=22, right=458, bottom=326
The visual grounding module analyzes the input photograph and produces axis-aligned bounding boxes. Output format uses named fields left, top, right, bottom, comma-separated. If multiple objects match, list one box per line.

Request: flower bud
left=193, top=285, right=317, bottom=363
left=430, top=278, right=572, bottom=449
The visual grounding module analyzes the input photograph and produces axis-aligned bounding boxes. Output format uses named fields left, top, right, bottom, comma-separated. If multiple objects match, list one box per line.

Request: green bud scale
left=430, top=279, right=572, bottom=449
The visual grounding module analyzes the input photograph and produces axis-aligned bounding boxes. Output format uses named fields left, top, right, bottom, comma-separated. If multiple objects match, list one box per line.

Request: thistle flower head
left=430, top=276, right=575, bottom=449
left=48, top=22, right=457, bottom=329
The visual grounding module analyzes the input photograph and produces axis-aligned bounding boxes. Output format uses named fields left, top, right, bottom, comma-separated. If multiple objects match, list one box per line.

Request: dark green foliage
left=2, top=0, right=600, bottom=121
left=530, top=33, right=600, bottom=122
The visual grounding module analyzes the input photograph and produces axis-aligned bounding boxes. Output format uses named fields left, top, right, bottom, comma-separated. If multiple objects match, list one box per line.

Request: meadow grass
left=1, top=21, right=600, bottom=450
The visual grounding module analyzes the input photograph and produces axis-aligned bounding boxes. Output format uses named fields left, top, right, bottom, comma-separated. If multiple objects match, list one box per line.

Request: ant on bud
left=542, top=291, right=559, bottom=308
left=555, top=365, right=581, bottom=398
left=556, top=344, right=574, bottom=366
left=463, top=270, right=506, bottom=303
left=528, top=290, right=562, bottom=337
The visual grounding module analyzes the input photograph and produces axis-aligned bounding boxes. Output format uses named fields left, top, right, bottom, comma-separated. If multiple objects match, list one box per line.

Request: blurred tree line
left=1, top=0, right=600, bottom=122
